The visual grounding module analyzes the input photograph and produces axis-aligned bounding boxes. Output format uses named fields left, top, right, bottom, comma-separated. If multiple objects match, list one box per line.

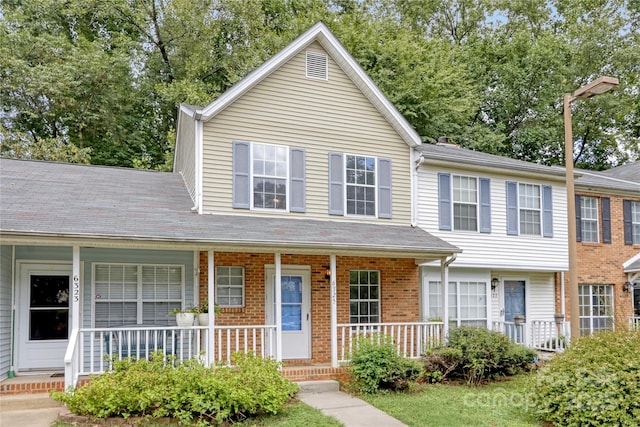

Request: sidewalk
left=0, top=393, right=62, bottom=427
left=297, top=381, right=407, bottom=427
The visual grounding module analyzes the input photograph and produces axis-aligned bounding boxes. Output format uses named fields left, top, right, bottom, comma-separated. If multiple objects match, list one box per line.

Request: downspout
left=441, top=253, right=457, bottom=342
left=8, top=245, right=15, bottom=378
left=411, top=152, right=425, bottom=227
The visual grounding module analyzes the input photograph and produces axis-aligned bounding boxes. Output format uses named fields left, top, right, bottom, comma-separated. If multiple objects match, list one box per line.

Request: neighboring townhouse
left=0, top=22, right=460, bottom=391
left=574, top=163, right=640, bottom=334
left=415, top=141, right=569, bottom=349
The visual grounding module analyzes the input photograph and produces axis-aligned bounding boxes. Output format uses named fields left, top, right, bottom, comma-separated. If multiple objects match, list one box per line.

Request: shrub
left=531, top=330, right=640, bottom=427
left=51, top=352, right=299, bottom=425
left=349, top=333, right=423, bottom=394
left=422, top=326, right=536, bottom=384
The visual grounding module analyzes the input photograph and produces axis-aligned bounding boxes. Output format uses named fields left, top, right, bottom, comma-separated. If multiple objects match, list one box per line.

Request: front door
left=266, top=267, right=311, bottom=359
left=504, top=280, right=526, bottom=341
left=18, top=263, right=72, bottom=371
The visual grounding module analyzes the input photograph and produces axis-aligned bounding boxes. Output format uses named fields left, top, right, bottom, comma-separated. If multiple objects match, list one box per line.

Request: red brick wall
left=566, top=192, right=640, bottom=327
left=198, top=252, right=419, bottom=363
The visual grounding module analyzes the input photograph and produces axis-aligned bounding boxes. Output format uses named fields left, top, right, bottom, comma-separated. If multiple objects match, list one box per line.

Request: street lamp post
left=564, top=76, right=619, bottom=342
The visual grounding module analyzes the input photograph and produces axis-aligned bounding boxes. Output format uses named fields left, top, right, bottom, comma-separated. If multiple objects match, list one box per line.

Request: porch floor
left=0, top=365, right=347, bottom=395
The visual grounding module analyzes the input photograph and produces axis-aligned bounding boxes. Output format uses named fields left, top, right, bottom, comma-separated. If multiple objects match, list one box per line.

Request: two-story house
left=573, top=163, right=640, bottom=334
left=415, top=141, right=569, bottom=349
left=0, top=22, right=459, bottom=391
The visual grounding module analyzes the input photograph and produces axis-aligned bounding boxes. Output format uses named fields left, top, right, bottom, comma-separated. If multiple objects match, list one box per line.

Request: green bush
left=349, top=333, right=423, bottom=394
left=51, top=352, right=299, bottom=425
left=531, top=330, right=640, bottom=427
left=422, top=326, right=536, bottom=384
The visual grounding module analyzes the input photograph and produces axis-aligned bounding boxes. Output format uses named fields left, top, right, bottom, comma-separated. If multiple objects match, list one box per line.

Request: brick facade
left=198, top=252, right=419, bottom=364
left=568, top=191, right=640, bottom=328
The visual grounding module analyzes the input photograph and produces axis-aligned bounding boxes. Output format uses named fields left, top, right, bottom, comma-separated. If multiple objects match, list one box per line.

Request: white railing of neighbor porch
left=492, top=321, right=526, bottom=345
left=629, top=317, right=640, bottom=330
left=336, top=321, right=443, bottom=364
left=531, top=320, right=566, bottom=352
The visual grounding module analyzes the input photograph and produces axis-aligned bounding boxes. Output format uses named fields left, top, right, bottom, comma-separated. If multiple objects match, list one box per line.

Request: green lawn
left=362, top=375, right=544, bottom=427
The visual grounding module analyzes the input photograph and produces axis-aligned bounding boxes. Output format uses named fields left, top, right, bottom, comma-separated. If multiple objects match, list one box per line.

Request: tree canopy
left=1, top=0, right=638, bottom=170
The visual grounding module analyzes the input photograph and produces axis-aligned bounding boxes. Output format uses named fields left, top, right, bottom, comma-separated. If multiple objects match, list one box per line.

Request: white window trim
left=581, top=196, right=600, bottom=243
left=250, top=142, right=290, bottom=212
left=343, top=153, right=378, bottom=218
left=349, top=270, right=381, bottom=324
left=452, top=175, right=478, bottom=232
left=579, top=284, right=614, bottom=335
left=632, top=201, right=640, bottom=244
left=427, top=279, right=489, bottom=327
left=91, top=262, right=185, bottom=327
left=518, top=183, right=542, bottom=236
left=215, top=266, right=245, bottom=308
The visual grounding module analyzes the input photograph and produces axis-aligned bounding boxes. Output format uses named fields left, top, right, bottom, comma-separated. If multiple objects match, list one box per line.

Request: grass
left=51, top=400, right=343, bottom=426
left=362, top=374, right=544, bottom=427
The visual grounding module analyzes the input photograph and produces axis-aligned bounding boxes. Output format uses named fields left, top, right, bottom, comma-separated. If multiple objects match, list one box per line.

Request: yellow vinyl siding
left=201, top=42, right=412, bottom=224
left=175, top=109, right=197, bottom=203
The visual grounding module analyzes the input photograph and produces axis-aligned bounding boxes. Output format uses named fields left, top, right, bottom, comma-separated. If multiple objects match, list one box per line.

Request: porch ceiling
left=0, top=158, right=459, bottom=261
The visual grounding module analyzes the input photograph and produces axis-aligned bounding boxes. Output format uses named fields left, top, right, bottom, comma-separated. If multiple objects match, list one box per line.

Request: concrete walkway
left=297, top=381, right=407, bottom=427
left=0, top=393, right=62, bottom=427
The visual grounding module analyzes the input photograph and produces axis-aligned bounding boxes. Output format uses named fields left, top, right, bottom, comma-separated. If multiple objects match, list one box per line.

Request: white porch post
left=275, top=253, right=282, bottom=362
left=441, top=257, right=449, bottom=341
left=207, top=250, right=215, bottom=366
left=71, top=246, right=81, bottom=331
left=330, top=254, right=338, bottom=368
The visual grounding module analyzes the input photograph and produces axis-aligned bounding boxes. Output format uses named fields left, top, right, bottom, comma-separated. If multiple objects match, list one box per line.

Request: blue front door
left=504, top=280, right=526, bottom=322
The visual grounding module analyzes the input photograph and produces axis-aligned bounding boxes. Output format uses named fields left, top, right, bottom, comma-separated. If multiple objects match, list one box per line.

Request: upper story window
left=346, top=155, right=376, bottom=216
left=252, top=143, right=287, bottom=210
left=438, top=173, right=491, bottom=233
left=453, top=176, right=478, bottom=231
left=329, top=153, right=392, bottom=219
left=624, top=200, right=640, bottom=245
left=232, top=141, right=305, bottom=213
left=580, top=196, right=599, bottom=242
left=506, top=181, right=553, bottom=237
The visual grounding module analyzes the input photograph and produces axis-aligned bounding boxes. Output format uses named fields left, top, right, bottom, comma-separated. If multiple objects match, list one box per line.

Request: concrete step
left=0, top=393, right=62, bottom=411
left=296, top=380, right=340, bottom=393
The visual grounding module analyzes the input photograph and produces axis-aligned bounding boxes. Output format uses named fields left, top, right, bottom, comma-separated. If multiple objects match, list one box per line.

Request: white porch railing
left=492, top=321, right=526, bottom=345
left=336, top=321, right=443, bottom=364
left=64, top=324, right=278, bottom=390
left=629, top=317, right=640, bottom=330
left=531, top=320, right=566, bottom=352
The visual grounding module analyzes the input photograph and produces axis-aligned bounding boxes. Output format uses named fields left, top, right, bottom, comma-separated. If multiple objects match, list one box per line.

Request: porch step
left=296, top=380, right=340, bottom=393
left=0, top=393, right=62, bottom=411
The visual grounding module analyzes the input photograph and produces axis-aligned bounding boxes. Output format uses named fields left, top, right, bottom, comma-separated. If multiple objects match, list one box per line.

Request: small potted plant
left=196, top=302, right=209, bottom=326
left=170, top=306, right=198, bottom=327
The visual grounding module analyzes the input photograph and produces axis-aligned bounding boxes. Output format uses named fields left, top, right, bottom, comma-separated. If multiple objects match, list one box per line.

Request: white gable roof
left=191, top=21, right=421, bottom=148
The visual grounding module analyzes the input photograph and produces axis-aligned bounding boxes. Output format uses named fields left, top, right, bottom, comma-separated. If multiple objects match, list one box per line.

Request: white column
left=207, top=250, right=215, bottom=366
left=441, top=257, right=449, bottom=341
left=71, top=245, right=81, bottom=331
left=330, top=254, right=338, bottom=368
left=275, top=253, right=282, bottom=362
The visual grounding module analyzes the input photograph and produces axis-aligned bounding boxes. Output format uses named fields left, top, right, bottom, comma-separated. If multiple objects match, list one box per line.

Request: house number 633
left=73, top=275, right=80, bottom=302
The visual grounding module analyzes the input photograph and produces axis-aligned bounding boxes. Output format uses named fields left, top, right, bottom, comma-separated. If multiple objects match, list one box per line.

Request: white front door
left=18, top=263, right=72, bottom=371
left=266, top=267, right=311, bottom=359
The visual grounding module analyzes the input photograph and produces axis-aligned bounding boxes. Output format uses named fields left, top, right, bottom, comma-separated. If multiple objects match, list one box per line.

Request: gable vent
left=306, top=51, right=328, bottom=80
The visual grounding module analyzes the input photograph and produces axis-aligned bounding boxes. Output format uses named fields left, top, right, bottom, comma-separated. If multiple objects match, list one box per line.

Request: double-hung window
left=453, top=176, right=478, bottom=231
left=580, top=196, right=599, bottom=242
left=252, top=143, right=287, bottom=210
left=93, top=264, right=183, bottom=327
left=328, top=153, right=392, bottom=218
left=427, top=280, right=487, bottom=327
left=438, top=173, right=491, bottom=233
left=625, top=200, right=640, bottom=245
left=519, top=183, right=541, bottom=235
left=579, top=284, right=613, bottom=335
left=346, top=155, right=376, bottom=216
left=349, top=270, right=380, bottom=324
left=232, top=141, right=306, bottom=212
left=215, top=266, right=244, bottom=308
left=506, top=181, right=553, bottom=237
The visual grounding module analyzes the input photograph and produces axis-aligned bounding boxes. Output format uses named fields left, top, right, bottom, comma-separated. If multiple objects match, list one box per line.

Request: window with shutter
left=506, top=182, right=553, bottom=237
left=579, top=196, right=599, bottom=243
